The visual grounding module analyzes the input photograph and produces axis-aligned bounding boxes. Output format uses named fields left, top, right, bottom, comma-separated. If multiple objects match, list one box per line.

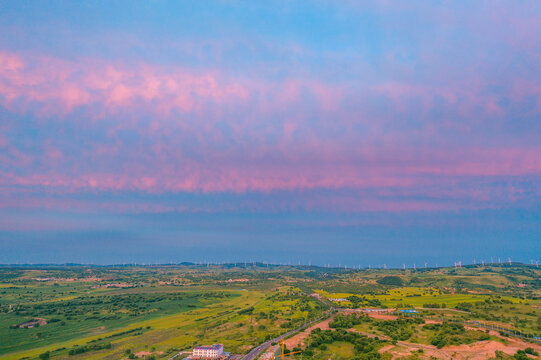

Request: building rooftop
left=194, top=344, right=223, bottom=350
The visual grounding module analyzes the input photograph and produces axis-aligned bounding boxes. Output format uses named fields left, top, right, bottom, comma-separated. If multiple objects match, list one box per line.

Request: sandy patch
left=368, top=313, right=398, bottom=320
left=378, top=339, right=541, bottom=360
left=283, top=317, right=333, bottom=348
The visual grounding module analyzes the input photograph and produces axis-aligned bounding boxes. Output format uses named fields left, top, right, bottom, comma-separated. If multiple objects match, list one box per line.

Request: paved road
left=242, top=285, right=540, bottom=360
left=169, top=284, right=335, bottom=360
left=241, top=313, right=331, bottom=360
left=241, top=285, right=335, bottom=360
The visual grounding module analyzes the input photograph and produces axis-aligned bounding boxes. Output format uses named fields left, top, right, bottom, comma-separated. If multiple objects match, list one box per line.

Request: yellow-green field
left=1, top=280, right=326, bottom=360
left=320, top=342, right=355, bottom=359
left=2, top=289, right=259, bottom=360
left=315, top=287, right=524, bottom=308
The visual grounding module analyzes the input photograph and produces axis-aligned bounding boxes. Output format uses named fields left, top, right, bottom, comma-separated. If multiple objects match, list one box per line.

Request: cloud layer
left=1, top=47, right=540, bottom=213
left=0, top=2, right=541, bottom=215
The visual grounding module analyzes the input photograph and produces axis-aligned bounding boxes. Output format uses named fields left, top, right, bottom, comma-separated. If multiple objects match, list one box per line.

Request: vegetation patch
left=424, top=322, right=490, bottom=348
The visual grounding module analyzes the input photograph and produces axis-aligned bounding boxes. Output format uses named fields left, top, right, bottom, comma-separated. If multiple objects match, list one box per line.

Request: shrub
left=238, top=306, right=254, bottom=315
left=303, top=348, right=314, bottom=357
left=455, top=302, right=473, bottom=312
left=376, top=276, right=404, bottom=286
left=329, top=314, right=366, bottom=329
left=514, top=350, right=529, bottom=360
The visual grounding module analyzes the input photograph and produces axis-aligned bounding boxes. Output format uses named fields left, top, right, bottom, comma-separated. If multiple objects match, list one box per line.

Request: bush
left=238, top=306, right=254, bottom=315
left=514, top=350, right=529, bottom=360
left=376, top=276, right=404, bottom=286
left=68, top=342, right=112, bottom=355
left=303, top=348, right=314, bottom=357
left=426, top=322, right=492, bottom=348
left=39, top=352, right=50, bottom=360
left=329, top=314, right=366, bottom=329
left=375, top=318, right=423, bottom=341
left=455, top=302, right=473, bottom=312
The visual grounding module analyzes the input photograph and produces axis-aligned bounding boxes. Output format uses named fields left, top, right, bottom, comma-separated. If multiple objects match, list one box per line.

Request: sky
left=0, top=1, right=540, bottom=267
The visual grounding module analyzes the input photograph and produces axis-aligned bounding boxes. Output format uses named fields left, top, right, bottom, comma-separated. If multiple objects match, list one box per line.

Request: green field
left=0, top=264, right=540, bottom=359
left=316, top=287, right=523, bottom=308
left=0, top=266, right=328, bottom=359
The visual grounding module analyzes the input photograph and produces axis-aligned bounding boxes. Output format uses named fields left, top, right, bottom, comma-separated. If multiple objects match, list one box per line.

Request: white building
left=193, top=344, right=224, bottom=358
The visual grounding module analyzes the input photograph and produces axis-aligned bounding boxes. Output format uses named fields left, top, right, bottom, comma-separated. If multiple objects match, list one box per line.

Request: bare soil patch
left=368, top=313, right=398, bottom=320
left=283, top=317, right=333, bottom=348
left=379, top=339, right=541, bottom=360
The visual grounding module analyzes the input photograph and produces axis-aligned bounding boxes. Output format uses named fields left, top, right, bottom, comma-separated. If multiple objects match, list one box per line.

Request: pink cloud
left=1, top=50, right=540, bottom=213
left=1, top=145, right=540, bottom=195
left=0, top=52, right=248, bottom=116
left=0, top=51, right=348, bottom=120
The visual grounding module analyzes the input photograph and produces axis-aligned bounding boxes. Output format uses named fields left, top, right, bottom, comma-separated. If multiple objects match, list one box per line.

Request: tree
left=376, top=276, right=404, bottom=286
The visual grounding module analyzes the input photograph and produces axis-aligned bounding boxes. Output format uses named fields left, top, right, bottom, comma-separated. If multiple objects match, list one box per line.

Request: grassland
left=313, top=341, right=355, bottom=360
left=0, top=265, right=327, bottom=359
left=0, top=263, right=539, bottom=360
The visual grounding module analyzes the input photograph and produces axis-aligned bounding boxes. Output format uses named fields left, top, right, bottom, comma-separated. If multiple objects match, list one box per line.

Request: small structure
left=193, top=344, right=224, bottom=358
left=396, top=309, right=419, bottom=317
left=329, top=298, right=347, bottom=302
left=397, top=309, right=418, bottom=314
left=359, top=308, right=392, bottom=313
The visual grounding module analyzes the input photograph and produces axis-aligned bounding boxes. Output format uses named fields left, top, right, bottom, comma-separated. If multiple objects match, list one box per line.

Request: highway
left=240, top=312, right=332, bottom=360
left=170, top=285, right=335, bottom=360
left=241, top=285, right=335, bottom=360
